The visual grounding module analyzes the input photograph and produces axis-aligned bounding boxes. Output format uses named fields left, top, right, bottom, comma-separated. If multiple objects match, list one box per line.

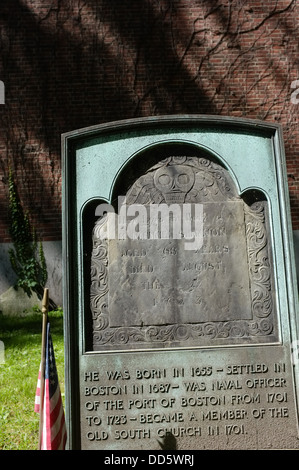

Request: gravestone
left=62, top=116, right=299, bottom=450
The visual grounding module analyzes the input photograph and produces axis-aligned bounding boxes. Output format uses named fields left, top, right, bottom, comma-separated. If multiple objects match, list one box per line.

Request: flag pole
left=38, top=288, right=49, bottom=450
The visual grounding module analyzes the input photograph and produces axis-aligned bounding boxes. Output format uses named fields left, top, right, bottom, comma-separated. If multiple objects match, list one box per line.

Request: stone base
left=0, top=286, right=41, bottom=316
left=0, top=240, right=63, bottom=311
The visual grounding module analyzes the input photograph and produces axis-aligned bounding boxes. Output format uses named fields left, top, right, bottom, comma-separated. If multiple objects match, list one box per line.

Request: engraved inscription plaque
left=90, top=156, right=277, bottom=350
left=79, top=348, right=299, bottom=450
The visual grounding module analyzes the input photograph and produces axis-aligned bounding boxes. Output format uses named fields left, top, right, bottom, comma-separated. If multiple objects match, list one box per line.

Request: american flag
left=35, top=322, right=67, bottom=450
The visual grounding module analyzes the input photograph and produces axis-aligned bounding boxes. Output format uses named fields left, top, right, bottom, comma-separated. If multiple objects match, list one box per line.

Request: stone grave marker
left=62, top=116, right=299, bottom=450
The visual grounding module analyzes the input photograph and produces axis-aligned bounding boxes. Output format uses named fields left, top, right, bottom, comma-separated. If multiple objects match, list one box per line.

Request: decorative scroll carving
left=89, top=155, right=277, bottom=351
left=90, top=222, right=109, bottom=330
left=245, top=201, right=273, bottom=320
left=92, top=318, right=274, bottom=348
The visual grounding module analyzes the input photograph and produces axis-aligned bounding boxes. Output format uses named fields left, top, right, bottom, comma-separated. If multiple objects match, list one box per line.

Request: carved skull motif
left=153, top=165, right=195, bottom=203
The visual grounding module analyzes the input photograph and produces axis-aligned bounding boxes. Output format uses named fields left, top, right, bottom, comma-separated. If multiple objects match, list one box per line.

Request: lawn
left=0, top=308, right=65, bottom=450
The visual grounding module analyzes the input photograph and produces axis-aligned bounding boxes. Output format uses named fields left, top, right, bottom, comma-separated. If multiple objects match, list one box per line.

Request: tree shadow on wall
left=0, top=0, right=298, bottom=237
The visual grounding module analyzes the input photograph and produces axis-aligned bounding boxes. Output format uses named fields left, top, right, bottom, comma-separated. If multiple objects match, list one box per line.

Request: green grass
left=0, top=308, right=65, bottom=450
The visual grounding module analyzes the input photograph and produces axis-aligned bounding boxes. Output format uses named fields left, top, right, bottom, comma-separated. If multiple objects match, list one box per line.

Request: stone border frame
left=62, top=116, right=299, bottom=449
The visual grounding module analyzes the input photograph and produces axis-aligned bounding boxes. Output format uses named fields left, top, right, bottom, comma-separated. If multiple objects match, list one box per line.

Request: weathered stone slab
left=91, top=156, right=277, bottom=351
left=108, top=201, right=251, bottom=328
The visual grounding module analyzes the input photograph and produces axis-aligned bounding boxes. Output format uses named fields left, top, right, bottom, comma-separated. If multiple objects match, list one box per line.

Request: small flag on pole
left=35, top=288, right=66, bottom=450
left=35, top=322, right=67, bottom=450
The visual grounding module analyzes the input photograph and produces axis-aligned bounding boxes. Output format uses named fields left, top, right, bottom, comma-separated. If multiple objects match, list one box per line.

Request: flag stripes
left=35, top=321, right=67, bottom=450
left=34, top=369, right=41, bottom=413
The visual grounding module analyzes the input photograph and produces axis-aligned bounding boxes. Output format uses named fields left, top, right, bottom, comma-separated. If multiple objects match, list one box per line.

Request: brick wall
left=0, top=0, right=298, bottom=242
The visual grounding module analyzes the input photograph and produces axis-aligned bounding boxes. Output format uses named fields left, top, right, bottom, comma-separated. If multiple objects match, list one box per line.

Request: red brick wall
left=0, top=0, right=298, bottom=242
